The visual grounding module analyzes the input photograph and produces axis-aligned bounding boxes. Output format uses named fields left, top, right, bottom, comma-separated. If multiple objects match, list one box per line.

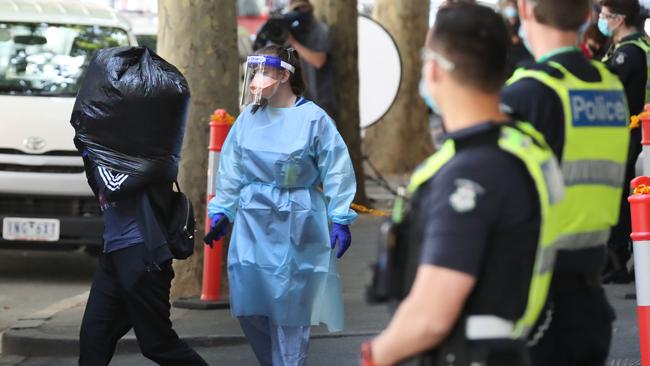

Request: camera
left=253, top=11, right=307, bottom=50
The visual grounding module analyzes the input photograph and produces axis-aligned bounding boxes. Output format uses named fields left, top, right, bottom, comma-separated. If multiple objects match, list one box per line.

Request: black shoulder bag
left=167, top=181, right=196, bottom=259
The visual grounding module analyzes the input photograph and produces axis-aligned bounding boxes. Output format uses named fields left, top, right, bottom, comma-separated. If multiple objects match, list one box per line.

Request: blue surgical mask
left=419, top=79, right=441, bottom=115
left=504, top=6, right=518, bottom=19
left=518, top=25, right=533, bottom=54
left=598, top=18, right=613, bottom=37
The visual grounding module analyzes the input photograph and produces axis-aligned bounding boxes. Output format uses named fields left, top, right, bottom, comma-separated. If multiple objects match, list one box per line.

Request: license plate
left=2, top=217, right=60, bottom=242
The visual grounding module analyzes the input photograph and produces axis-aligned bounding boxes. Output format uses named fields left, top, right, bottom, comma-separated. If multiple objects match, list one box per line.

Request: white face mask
left=249, top=72, right=281, bottom=101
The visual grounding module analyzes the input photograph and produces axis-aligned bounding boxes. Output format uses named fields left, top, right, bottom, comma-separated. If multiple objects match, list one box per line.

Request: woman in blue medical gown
left=207, top=45, right=358, bottom=366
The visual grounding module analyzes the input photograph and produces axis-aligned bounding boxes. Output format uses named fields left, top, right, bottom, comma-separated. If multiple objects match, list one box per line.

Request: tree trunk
left=363, top=0, right=434, bottom=174
left=157, top=0, right=239, bottom=300
left=312, top=0, right=368, bottom=205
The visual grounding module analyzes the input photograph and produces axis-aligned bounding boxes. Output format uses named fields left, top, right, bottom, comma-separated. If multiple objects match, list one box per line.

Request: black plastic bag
left=71, top=46, right=190, bottom=177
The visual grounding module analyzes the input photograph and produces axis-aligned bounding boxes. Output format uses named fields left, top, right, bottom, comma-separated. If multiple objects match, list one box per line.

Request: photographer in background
left=284, top=0, right=338, bottom=119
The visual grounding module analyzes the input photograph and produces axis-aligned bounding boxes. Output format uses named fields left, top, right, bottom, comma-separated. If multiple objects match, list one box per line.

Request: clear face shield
left=241, top=55, right=296, bottom=106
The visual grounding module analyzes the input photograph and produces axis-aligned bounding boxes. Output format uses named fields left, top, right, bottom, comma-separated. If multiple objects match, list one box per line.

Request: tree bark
left=312, top=0, right=368, bottom=205
left=157, top=0, right=239, bottom=300
left=363, top=0, right=435, bottom=174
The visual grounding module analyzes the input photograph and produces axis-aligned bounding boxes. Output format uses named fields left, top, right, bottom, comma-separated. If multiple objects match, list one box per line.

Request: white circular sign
left=358, top=15, right=402, bottom=129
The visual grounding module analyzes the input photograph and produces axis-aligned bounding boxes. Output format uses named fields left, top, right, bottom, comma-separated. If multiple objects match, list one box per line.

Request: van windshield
left=0, top=22, right=130, bottom=97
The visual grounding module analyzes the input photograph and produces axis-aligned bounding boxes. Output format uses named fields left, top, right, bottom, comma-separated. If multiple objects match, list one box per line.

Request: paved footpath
left=0, top=176, right=644, bottom=365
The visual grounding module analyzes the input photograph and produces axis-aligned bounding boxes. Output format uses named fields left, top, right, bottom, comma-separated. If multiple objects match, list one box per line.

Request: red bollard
left=629, top=175, right=650, bottom=366
left=201, top=109, right=233, bottom=302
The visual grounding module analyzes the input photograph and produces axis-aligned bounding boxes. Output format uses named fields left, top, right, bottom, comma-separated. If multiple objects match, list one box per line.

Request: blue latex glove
left=203, top=213, right=229, bottom=247
left=330, top=223, right=352, bottom=259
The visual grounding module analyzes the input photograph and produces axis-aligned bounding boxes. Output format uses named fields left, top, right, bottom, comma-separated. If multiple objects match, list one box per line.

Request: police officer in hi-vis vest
left=362, top=3, right=564, bottom=365
left=600, top=0, right=647, bottom=283
left=501, top=0, right=630, bottom=364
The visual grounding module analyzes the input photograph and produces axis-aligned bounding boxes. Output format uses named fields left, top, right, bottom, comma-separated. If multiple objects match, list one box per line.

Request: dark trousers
left=413, top=329, right=530, bottom=366
left=530, top=276, right=615, bottom=366
left=415, top=346, right=530, bottom=366
left=607, top=127, right=641, bottom=258
left=79, top=244, right=208, bottom=366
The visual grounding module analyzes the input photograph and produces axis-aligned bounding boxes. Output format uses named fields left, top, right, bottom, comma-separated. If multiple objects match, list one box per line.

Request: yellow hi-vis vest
left=403, top=122, right=564, bottom=340
left=603, top=36, right=650, bottom=104
left=507, top=61, right=630, bottom=252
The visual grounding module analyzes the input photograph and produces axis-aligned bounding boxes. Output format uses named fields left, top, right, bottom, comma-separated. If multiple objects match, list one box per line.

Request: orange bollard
left=201, top=109, right=234, bottom=302
left=630, top=176, right=650, bottom=366
left=173, top=109, right=234, bottom=310
left=631, top=105, right=650, bottom=365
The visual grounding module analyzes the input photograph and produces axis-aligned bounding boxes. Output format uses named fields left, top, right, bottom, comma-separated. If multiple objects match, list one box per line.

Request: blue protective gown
left=208, top=101, right=358, bottom=332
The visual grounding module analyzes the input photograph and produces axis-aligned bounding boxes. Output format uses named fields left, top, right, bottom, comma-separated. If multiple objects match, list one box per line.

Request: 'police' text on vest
left=570, top=90, right=627, bottom=127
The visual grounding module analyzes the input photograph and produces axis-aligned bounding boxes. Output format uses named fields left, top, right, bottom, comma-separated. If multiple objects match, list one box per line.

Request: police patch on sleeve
left=449, top=179, right=485, bottom=213
left=616, top=52, right=627, bottom=65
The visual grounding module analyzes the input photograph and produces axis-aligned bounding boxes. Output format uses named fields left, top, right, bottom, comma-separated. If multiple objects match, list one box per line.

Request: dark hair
left=584, top=21, right=608, bottom=44
left=250, top=45, right=306, bottom=114
left=601, top=0, right=641, bottom=26
left=530, top=0, right=591, bottom=31
left=427, top=3, right=510, bottom=93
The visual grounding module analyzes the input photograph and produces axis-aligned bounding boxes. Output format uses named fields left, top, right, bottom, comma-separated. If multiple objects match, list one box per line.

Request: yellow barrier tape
left=633, top=184, right=650, bottom=195
left=350, top=203, right=389, bottom=217
left=630, top=112, right=650, bottom=130
left=316, top=186, right=390, bottom=217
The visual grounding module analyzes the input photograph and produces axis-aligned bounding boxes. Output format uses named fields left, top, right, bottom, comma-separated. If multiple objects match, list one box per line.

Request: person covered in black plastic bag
left=70, top=46, right=208, bottom=366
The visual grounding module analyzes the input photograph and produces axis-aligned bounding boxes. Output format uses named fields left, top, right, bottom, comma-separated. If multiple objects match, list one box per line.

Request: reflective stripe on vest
left=604, top=37, right=650, bottom=103
left=508, top=60, right=630, bottom=252
left=406, top=122, right=563, bottom=340
left=562, top=160, right=626, bottom=187
left=554, top=229, right=611, bottom=251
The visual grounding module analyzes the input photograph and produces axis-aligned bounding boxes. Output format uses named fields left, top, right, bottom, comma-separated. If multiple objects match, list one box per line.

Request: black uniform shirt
left=501, top=49, right=609, bottom=275
left=605, top=32, right=648, bottom=116
left=604, top=33, right=645, bottom=185
left=413, top=122, right=540, bottom=320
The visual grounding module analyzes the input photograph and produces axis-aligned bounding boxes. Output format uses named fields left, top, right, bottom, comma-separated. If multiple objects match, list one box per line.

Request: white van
left=0, top=0, right=136, bottom=253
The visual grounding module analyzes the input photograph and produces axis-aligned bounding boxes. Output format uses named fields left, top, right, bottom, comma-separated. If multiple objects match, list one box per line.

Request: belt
left=554, top=272, right=601, bottom=290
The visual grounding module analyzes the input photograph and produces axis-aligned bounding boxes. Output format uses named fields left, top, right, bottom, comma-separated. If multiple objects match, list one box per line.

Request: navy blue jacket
left=83, top=155, right=174, bottom=267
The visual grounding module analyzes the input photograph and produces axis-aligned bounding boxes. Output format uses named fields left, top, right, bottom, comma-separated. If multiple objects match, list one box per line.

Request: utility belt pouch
left=435, top=319, right=488, bottom=366
left=366, top=219, right=405, bottom=303
left=367, top=189, right=413, bottom=303
left=413, top=318, right=492, bottom=366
